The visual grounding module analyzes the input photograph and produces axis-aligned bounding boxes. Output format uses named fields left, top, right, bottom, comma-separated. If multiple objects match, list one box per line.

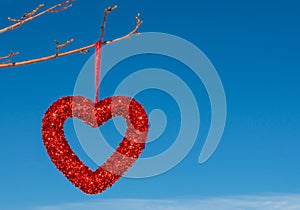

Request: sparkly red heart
left=42, top=96, right=148, bottom=194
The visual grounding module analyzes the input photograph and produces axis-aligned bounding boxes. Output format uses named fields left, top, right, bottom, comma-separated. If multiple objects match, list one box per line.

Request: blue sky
left=1, top=0, right=300, bottom=209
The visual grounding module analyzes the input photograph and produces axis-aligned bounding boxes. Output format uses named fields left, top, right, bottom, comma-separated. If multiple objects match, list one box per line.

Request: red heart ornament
left=42, top=96, right=149, bottom=194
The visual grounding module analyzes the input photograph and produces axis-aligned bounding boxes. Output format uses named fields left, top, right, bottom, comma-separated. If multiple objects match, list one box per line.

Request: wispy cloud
left=33, top=194, right=300, bottom=210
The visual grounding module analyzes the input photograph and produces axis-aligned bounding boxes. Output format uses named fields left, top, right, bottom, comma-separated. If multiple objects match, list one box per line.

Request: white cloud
left=33, top=194, right=300, bottom=210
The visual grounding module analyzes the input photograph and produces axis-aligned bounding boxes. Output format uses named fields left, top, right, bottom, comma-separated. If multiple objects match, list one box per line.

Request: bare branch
left=104, top=13, right=142, bottom=44
left=100, top=5, right=118, bottom=42
left=8, top=4, right=44, bottom=23
left=0, top=51, right=20, bottom=61
left=0, top=6, right=143, bottom=69
left=49, top=0, right=75, bottom=13
left=0, top=44, right=95, bottom=68
left=25, top=4, right=45, bottom=18
left=0, top=51, right=20, bottom=64
left=55, top=38, right=74, bottom=54
left=0, top=1, right=74, bottom=34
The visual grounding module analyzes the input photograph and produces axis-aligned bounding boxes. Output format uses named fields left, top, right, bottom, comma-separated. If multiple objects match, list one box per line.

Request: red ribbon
left=95, top=40, right=102, bottom=103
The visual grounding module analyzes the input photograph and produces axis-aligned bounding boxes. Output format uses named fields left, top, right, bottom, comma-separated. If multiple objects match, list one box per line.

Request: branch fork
left=8, top=4, right=45, bottom=23
left=55, top=39, right=74, bottom=54
left=0, top=51, right=20, bottom=64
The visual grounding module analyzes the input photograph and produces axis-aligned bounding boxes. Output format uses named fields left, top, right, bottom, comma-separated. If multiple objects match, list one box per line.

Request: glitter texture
left=42, top=96, right=149, bottom=194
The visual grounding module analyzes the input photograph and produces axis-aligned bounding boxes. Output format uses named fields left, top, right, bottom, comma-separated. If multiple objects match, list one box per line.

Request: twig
left=104, top=13, right=142, bottom=44
left=99, top=5, right=118, bottom=42
left=0, top=7, right=143, bottom=69
left=55, top=39, right=74, bottom=54
left=49, top=0, right=73, bottom=13
left=0, top=0, right=74, bottom=34
left=0, top=51, right=19, bottom=61
left=8, top=4, right=45, bottom=23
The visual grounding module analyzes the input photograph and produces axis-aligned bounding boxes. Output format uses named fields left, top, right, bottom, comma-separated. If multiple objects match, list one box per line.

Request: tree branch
left=0, top=7, right=143, bottom=69
left=8, top=4, right=45, bottom=23
left=104, top=13, right=142, bottom=45
left=0, top=0, right=74, bottom=34
left=0, top=51, right=19, bottom=61
left=100, top=5, right=118, bottom=43
left=55, top=38, right=74, bottom=54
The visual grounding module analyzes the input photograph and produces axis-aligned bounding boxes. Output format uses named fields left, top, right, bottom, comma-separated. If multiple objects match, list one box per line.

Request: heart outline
left=42, top=96, right=148, bottom=194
